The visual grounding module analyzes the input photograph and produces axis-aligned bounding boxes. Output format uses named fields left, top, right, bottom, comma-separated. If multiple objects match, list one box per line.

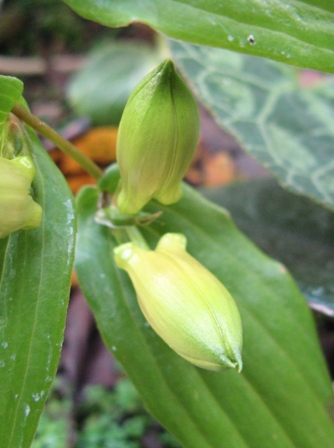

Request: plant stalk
left=12, top=103, right=103, bottom=181
left=125, top=226, right=151, bottom=249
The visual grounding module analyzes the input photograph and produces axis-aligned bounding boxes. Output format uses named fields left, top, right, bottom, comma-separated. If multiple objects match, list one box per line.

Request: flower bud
left=114, top=233, right=243, bottom=372
left=0, top=156, right=42, bottom=239
left=116, top=59, right=200, bottom=214
left=1, top=113, right=31, bottom=159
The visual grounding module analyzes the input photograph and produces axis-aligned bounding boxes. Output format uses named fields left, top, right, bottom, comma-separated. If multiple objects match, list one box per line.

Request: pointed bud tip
left=233, top=352, right=243, bottom=373
left=156, top=59, right=176, bottom=82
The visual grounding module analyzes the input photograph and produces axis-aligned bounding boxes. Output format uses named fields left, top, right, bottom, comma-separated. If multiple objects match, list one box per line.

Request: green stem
left=12, top=103, right=103, bottom=181
left=125, top=226, right=151, bottom=249
left=112, top=225, right=150, bottom=249
left=113, top=228, right=130, bottom=246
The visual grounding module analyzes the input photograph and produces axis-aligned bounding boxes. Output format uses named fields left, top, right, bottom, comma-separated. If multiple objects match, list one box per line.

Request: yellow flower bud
left=116, top=59, right=200, bottom=214
left=114, top=233, right=243, bottom=372
left=0, top=156, right=42, bottom=239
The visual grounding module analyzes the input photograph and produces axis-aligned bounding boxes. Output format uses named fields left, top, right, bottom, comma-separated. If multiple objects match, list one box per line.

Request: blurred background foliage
left=0, top=0, right=115, bottom=55
left=32, top=373, right=180, bottom=448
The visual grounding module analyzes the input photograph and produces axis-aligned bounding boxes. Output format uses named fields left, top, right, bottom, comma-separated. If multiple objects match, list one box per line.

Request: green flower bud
left=116, top=59, right=200, bottom=215
left=1, top=113, right=31, bottom=159
left=114, top=233, right=243, bottom=372
left=0, top=156, right=42, bottom=239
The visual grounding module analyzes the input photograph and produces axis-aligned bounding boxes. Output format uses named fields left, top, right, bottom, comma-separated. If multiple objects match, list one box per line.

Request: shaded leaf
left=0, top=127, right=76, bottom=447
left=170, top=40, right=334, bottom=209
left=67, top=40, right=164, bottom=125
left=202, top=177, right=334, bottom=316
left=62, top=0, right=334, bottom=73
left=75, top=184, right=334, bottom=448
left=0, top=75, right=23, bottom=135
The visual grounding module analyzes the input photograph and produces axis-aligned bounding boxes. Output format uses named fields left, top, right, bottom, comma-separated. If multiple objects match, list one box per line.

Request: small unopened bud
left=114, top=233, right=243, bottom=372
left=0, top=156, right=42, bottom=239
left=1, top=113, right=31, bottom=159
left=116, top=59, right=200, bottom=214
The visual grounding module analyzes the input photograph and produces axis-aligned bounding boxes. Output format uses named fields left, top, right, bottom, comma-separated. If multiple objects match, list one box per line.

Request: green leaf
left=75, top=184, right=334, bottom=448
left=201, top=178, right=334, bottom=316
left=0, top=128, right=76, bottom=447
left=170, top=40, right=334, bottom=209
left=0, top=75, right=23, bottom=135
left=62, top=0, right=334, bottom=74
left=67, top=40, right=165, bottom=125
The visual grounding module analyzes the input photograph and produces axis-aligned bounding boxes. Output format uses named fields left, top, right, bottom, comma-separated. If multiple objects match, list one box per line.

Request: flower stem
left=112, top=228, right=130, bottom=247
left=125, top=226, right=151, bottom=250
left=12, top=103, right=103, bottom=181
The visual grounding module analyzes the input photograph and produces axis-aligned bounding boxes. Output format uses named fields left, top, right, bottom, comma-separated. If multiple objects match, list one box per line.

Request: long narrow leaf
left=0, top=127, right=76, bottom=447
left=75, top=185, right=334, bottom=448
